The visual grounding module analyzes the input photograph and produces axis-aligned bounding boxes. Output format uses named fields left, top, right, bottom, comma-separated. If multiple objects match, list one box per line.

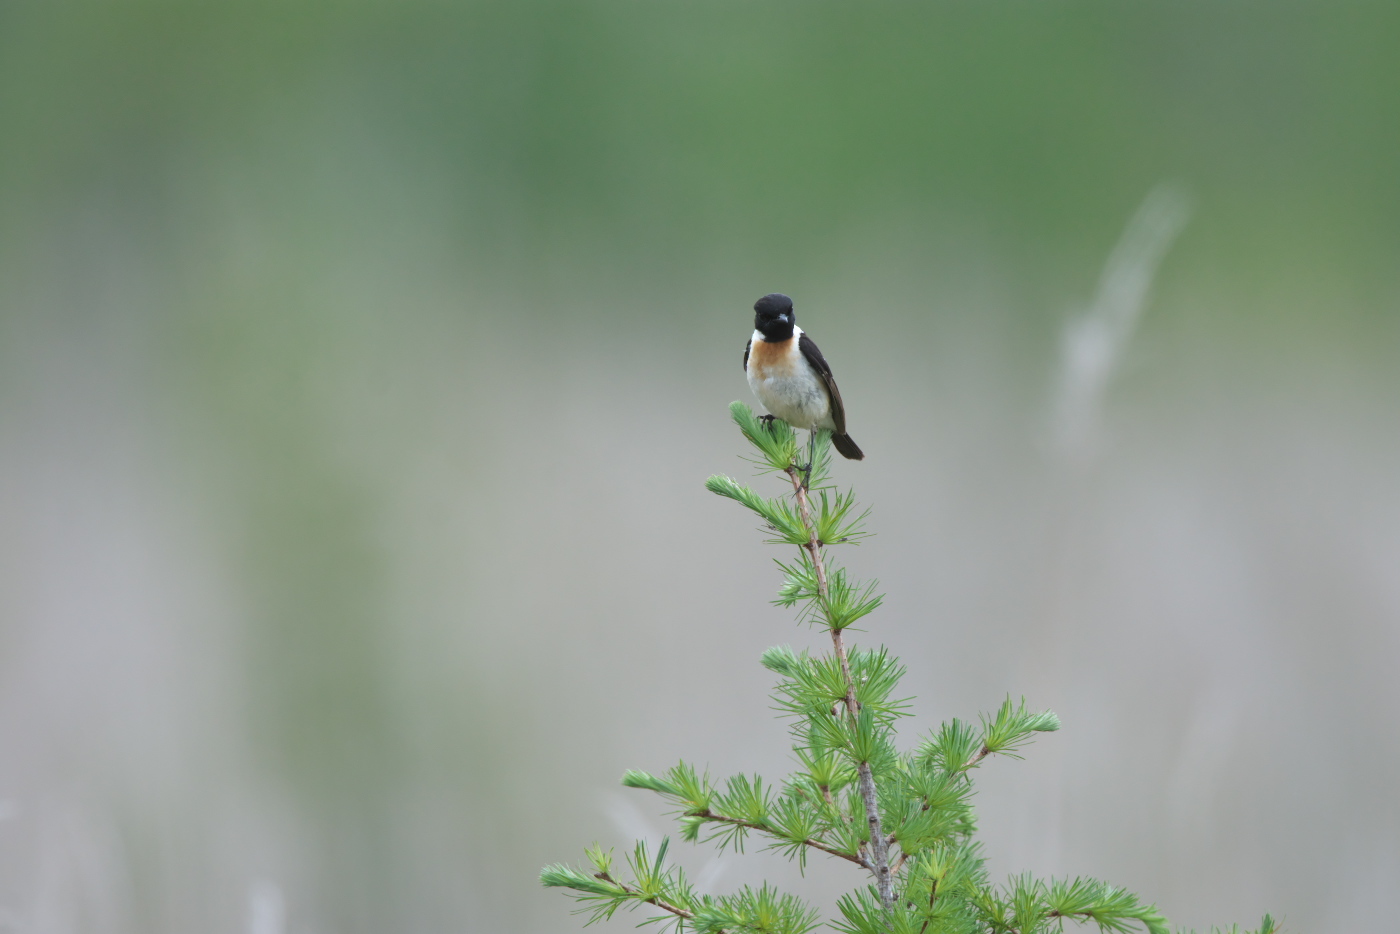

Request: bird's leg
left=800, top=429, right=818, bottom=489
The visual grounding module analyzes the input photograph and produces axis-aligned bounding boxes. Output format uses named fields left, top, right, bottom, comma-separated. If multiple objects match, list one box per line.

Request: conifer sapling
left=541, top=402, right=1278, bottom=934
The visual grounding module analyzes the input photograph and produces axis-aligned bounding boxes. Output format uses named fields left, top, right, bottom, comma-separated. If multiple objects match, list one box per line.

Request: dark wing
left=798, top=332, right=847, bottom=434
left=743, top=338, right=752, bottom=372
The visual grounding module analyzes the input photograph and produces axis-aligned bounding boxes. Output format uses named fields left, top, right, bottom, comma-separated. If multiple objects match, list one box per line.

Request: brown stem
left=818, top=783, right=852, bottom=824
left=786, top=465, right=895, bottom=912
left=964, top=744, right=993, bottom=770
left=917, top=878, right=939, bottom=934
left=596, top=872, right=701, bottom=924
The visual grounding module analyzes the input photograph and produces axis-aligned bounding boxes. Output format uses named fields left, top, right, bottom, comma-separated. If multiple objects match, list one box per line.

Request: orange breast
left=749, top=337, right=798, bottom=380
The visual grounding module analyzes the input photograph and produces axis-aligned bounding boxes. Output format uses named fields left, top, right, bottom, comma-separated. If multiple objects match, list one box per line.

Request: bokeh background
left=1, top=3, right=1397, bottom=932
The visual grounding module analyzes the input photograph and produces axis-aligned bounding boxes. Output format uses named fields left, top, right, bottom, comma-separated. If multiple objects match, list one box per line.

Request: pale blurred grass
left=0, top=4, right=1398, bottom=933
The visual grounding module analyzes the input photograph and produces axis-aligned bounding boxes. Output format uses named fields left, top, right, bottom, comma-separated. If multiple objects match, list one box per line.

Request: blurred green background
left=1, top=3, right=1397, bottom=932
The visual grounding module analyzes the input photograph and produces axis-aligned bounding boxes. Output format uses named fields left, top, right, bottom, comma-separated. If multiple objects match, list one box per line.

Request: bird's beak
left=776, top=313, right=790, bottom=323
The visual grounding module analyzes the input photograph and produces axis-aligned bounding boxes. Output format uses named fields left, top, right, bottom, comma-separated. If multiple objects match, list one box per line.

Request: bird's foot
left=796, top=461, right=814, bottom=489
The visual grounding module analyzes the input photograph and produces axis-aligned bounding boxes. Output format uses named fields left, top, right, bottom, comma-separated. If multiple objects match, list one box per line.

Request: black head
left=753, top=293, right=796, bottom=341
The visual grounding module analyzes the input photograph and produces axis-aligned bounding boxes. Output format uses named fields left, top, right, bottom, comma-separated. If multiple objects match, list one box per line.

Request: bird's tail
left=832, top=433, right=864, bottom=460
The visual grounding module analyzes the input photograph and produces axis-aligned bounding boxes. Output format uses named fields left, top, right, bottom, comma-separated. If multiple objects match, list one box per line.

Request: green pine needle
left=813, top=487, right=872, bottom=545
left=693, top=883, right=822, bottom=934
left=728, top=401, right=800, bottom=473
left=981, top=697, right=1062, bottom=759
left=539, top=863, right=622, bottom=897
left=621, top=769, right=680, bottom=796
left=705, top=475, right=809, bottom=545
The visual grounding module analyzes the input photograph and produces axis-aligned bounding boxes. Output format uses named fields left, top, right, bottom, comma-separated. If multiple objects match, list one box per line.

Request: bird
left=743, top=292, right=864, bottom=461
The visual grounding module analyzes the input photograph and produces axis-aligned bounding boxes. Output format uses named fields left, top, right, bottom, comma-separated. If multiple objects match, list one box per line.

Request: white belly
left=747, top=330, right=835, bottom=432
left=751, top=375, right=834, bottom=431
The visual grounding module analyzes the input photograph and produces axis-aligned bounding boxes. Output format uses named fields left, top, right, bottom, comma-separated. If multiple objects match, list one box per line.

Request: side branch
left=694, top=810, right=873, bottom=870
left=886, top=744, right=993, bottom=846
left=963, top=744, right=993, bottom=770
left=595, top=872, right=705, bottom=926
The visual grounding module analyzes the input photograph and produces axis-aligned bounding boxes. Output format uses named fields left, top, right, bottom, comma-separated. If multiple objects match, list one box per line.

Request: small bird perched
left=744, top=293, right=864, bottom=461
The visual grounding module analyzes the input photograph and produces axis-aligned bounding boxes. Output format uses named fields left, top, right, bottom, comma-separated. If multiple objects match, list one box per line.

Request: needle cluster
left=541, top=403, right=1278, bottom=934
